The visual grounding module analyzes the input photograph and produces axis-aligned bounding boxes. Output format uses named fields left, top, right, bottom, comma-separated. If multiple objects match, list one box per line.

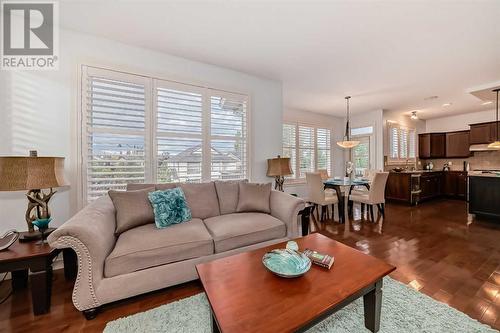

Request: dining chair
left=317, top=169, right=336, bottom=196
left=348, top=169, right=380, bottom=215
left=317, top=169, right=330, bottom=180
left=349, top=172, right=389, bottom=222
left=305, top=172, right=339, bottom=222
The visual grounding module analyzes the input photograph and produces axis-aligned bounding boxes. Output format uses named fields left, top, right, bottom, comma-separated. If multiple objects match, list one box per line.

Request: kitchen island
left=468, top=172, right=500, bottom=219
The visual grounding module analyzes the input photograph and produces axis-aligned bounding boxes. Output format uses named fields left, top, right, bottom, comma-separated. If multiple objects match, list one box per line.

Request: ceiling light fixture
left=482, top=101, right=493, bottom=105
left=410, top=111, right=418, bottom=120
left=336, top=96, right=360, bottom=149
left=487, top=89, right=500, bottom=149
left=442, top=103, right=452, bottom=107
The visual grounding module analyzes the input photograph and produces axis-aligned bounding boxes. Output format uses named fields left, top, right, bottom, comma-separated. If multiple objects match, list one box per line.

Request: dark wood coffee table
left=196, top=233, right=395, bottom=333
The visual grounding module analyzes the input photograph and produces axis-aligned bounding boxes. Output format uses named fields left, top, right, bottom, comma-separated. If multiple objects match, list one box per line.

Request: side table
left=0, top=240, right=77, bottom=315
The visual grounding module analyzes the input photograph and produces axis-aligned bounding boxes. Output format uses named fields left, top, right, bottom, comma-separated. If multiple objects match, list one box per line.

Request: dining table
left=324, top=178, right=370, bottom=223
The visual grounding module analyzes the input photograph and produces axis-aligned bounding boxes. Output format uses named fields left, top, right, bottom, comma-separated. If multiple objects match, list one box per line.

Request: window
left=81, top=66, right=249, bottom=203
left=387, top=122, right=416, bottom=164
left=282, top=123, right=332, bottom=180
left=282, top=124, right=296, bottom=179
left=351, top=125, right=373, bottom=176
left=298, top=126, right=315, bottom=178
left=352, top=136, right=370, bottom=177
left=316, top=128, right=331, bottom=174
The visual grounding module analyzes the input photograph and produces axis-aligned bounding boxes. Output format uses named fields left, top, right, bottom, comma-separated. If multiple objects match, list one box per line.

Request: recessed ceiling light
left=442, top=103, right=452, bottom=107
left=482, top=101, right=493, bottom=105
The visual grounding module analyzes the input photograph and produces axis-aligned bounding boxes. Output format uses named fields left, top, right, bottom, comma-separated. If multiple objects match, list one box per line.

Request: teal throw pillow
left=148, top=187, right=192, bottom=228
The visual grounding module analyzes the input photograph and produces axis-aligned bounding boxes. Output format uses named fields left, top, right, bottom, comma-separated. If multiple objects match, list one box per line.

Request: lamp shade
left=266, top=156, right=293, bottom=177
left=0, top=157, right=67, bottom=191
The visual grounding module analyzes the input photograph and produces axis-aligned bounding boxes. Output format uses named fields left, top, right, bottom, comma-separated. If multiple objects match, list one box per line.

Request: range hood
left=470, top=144, right=498, bottom=152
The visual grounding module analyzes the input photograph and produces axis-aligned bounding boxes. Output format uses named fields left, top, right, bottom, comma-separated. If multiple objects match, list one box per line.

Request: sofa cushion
left=236, top=182, right=272, bottom=213
left=104, top=219, right=213, bottom=277
left=108, top=187, right=155, bottom=234
left=215, top=180, right=248, bottom=215
left=203, top=213, right=286, bottom=253
left=181, top=182, right=220, bottom=219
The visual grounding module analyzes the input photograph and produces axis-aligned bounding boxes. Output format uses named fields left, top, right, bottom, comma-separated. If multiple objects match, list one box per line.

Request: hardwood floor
left=1, top=199, right=500, bottom=332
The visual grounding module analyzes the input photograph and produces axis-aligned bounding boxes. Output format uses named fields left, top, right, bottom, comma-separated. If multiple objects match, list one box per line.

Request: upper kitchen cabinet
left=418, top=133, right=446, bottom=158
left=469, top=122, right=498, bottom=144
left=445, top=130, right=470, bottom=158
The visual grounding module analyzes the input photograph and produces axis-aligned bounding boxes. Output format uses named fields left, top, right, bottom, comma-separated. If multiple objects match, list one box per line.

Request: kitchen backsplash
left=420, top=150, right=500, bottom=171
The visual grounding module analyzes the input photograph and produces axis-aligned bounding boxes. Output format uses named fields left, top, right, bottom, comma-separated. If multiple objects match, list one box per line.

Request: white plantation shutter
left=155, top=81, right=204, bottom=183
left=283, top=123, right=333, bottom=180
left=399, top=127, right=409, bottom=159
left=390, top=125, right=399, bottom=159
left=282, top=123, right=296, bottom=178
left=81, top=66, right=250, bottom=204
left=409, top=129, right=416, bottom=158
left=298, top=126, right=315, bottom=178
left=316, top=128, right=331, bottom=175
left=210, top=91, right=248, bottom=180
left=387, top=122, right=416, bottom=164
left=82, top=67, right=149, bottom=202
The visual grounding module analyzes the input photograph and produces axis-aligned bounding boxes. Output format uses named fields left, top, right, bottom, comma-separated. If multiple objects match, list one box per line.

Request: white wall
left=0, top=28, right=283, bottom=233
left=282, top=108, right=345, bottom=197
left=350, top=109, right=384, bottom=171
left=425, top=109, right=496, bottom=132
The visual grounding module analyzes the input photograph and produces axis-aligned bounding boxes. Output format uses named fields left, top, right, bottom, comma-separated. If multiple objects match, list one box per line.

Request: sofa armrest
left=47, top=195, right=116, bottom=311
left=270, top=190, right=305, bottom=238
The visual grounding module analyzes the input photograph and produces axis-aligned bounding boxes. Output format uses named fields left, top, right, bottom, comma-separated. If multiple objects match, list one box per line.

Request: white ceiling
left=59, top=0, right=500, bottom=119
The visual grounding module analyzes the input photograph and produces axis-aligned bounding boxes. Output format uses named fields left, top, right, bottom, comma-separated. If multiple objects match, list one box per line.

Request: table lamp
left=0, top=151, right=67, bottom=241
left=266, top=155, right=293, bottom=191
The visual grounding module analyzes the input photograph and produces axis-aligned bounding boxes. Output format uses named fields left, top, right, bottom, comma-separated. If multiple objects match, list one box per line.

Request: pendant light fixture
left=337, top=96, right=360, bottom=149
left=488, top=88, right=500, bottom=149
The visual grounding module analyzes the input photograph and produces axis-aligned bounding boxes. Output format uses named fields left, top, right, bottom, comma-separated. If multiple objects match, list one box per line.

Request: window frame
left=78, top=65, right=251, bottom=207
left=387, top=122, right=416, bottom=165
left=282, top=122, right=333, bottom=183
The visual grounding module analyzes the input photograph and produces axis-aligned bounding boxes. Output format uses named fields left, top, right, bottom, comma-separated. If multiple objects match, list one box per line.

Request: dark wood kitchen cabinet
left=442, top=171, right=467, bottom=199
left=419, top=133, right=446, bottom=158
left=445, top=131, right=470, bottom=158
left=385, top=173, right=411, bottom=202
left=420, top=172, right=442, bottom=200
left=469, top=122, right=498, bottom=144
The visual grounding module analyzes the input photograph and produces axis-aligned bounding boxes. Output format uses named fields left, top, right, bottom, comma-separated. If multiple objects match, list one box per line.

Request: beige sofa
left=48, top=181, right=304, bottom=319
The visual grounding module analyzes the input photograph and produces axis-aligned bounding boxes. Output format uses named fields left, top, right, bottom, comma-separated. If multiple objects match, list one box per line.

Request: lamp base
left=18, top=228, right=56, bottom=243
left=274, top=176, right=285, bottom=192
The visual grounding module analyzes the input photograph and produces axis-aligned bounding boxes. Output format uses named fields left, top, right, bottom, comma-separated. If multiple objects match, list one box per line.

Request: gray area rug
left=104, top=277, right=498, bottom=333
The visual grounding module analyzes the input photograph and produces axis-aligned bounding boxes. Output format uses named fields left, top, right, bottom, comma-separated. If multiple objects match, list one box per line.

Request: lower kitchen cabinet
left=386, top=171, right=467, bottom=204
left=442, top=171, right=467, bottom=199
left=420, top=173, right=442, bottom=200
left=469, top=176, right=500, bottom=219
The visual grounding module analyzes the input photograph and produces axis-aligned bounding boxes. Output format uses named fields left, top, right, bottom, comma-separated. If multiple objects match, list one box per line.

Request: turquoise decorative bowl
left=32, top=217, right=52, bottom=230
left=262, top=249, right=311, bottom=278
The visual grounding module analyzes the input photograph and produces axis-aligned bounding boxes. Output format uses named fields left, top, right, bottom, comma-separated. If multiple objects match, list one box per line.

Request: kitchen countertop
left=468, top=171, right=500, bottom=178
left=390, top=170, right=459, bottom=174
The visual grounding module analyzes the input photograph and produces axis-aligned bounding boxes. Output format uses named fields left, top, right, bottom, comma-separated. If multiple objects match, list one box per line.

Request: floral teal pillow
left=148, top=188, right=192, bottom=228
